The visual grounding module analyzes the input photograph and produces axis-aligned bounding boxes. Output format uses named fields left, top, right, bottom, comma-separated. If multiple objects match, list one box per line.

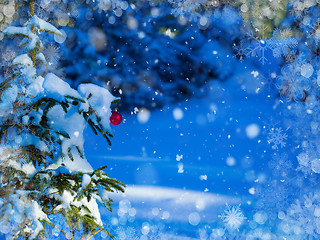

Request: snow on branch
left=26, top=15, right=64, bottom=37
left=12, top=54, right=33, bottom=67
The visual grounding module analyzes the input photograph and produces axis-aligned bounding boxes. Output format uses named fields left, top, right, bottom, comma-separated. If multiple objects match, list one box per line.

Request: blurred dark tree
left=59, top=1, right=245, bottom=111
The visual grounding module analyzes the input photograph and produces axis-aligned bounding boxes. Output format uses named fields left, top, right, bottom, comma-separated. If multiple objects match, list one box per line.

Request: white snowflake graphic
left=288, top=0, right=311, bottom=20
left=262, top=118, right=280, bottom=134
left=43, top=43, right=61, bottom=65
left=297, top=153, right=311, bottom=169
left=113, top=226, right=139, bottom=240
left=275, top=61, right=312, bottom=101
left=268, top=38, right=298, bottom=58
left=219, top=204, right=245, bottom=231
left=232, top=41, right=246, bottom=62
left=297, top=151, right=320, bottom=175
left=267, top=127, right=288, bottom=149
left=306, top=19, right=320, bottom=43
left=269, top=28, right=298, bottom=58
left=280, top=193, right=320, bottom=239
left=242, top=38, right=272, bottom=65
left=233, top=26, right=297, bottom=65
left=268, top=152, right=293, bottom=178
left=168, top=0, right=206, bottom=21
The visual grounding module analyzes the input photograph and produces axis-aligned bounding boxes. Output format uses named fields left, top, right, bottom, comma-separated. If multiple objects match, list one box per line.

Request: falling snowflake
left=267, top=127, right=288, bottom=149
left=219, top=204, right=246, bottom=231
left=178, top=162, right=184, bottom=173
left=176, top=154, right=183, bottom=161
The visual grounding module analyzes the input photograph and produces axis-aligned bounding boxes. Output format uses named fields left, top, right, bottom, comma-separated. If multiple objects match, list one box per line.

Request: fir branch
left=61, top=229, right=71, bottom=240
left=86, top=228, right=103, bottom=240
left=65, top=95, right=86, bottom=103
left=111, top=99, right=121, bottom=105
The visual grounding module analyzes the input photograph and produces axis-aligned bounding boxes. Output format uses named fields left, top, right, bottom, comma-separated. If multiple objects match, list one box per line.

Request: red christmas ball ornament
left=110, top=111, right=122, bottom=125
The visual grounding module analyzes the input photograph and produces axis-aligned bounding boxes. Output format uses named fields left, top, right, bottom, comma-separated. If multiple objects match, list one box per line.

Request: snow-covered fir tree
left=0, top=0, right=124, bottom=239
